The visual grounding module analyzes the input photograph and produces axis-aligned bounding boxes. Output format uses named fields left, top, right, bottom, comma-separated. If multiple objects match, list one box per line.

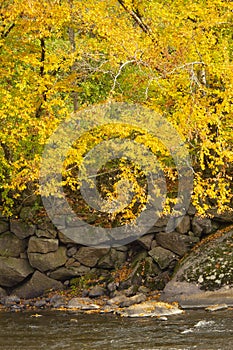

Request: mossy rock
left=161, top=226, right=233, bottom=307
left=177, top=226, right=233, bottom=291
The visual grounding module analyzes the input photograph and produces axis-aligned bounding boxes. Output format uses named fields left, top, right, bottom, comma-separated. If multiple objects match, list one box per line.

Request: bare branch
left=117, top=0, right=156, bottom=43
left=111, top=59, right=136, bottom=91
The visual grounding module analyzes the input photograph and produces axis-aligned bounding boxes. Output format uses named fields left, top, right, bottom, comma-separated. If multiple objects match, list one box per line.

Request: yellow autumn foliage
left=0, top=0, right=232, bottom=220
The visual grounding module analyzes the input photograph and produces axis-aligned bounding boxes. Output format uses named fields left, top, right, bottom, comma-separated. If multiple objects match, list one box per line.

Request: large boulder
left=0, top=232, right=26, bottom=257
left=161, top=226, right=233, bottom=307
left=28, top=246, right=67, bottom=272
left=0, top=257, right=34, bottom=287
left=13, top=271, right=64, bottom=299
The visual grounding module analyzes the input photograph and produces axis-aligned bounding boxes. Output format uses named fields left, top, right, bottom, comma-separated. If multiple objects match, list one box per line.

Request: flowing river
left=0, top=310, right=232, bottom=350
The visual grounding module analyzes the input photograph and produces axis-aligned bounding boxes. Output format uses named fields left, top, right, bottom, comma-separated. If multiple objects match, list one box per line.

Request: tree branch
left=117, top=0, right=156, bottom=43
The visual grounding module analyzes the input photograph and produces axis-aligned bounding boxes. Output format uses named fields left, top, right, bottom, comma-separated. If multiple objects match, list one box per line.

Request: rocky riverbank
left=1, top=287, right=232, bottom=318
left=0, top=205, right=233, bottom=315
left=1, top=205, right=232, bottom=298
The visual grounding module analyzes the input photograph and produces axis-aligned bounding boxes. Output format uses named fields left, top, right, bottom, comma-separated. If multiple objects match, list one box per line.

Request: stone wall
left=0, top=205, right=232, bottom=299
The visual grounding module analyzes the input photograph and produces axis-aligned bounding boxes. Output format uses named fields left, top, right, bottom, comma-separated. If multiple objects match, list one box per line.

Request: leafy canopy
left=0, top=0, right=233, bottom=219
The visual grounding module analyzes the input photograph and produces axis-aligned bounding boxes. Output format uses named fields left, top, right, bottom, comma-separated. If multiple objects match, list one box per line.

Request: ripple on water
left=0, top=310, right=232, bottom=350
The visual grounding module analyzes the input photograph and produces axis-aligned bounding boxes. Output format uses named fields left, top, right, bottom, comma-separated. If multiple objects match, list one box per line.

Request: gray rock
left=98, top=249, right=127, bottom=269
left=65, top=258, right=76, bottom=267
left=117, top=300, right=183, bottom=317
left=28, top=246, right=67, bottom=272
left=13, top=271, right=64, bottom=299
left=124, top=285, right=137, bottom=297
left=3, top=295, right=20, bottom=307
left=0, top=257, right=34, bottom=287
left=154, top=217, right=169, bottom=228
left=115, top=245, right=128, bottom=252
left=49, top=294, right=66, bottom=308
left=162, top=281, right=201, bottom=297
left=208, top=208, right=233, bottom=223
left=28, top=237, right=59, bottom=253
left=0, top=220, right=9, bottom=234
left=138, top=286, right=151, bottom=294
left=74, top=247, right=109, bottom=267
left=67, top=297, right=100, bottom=310
left=107, top=282, right=118, bottom=293
left=53, top=215, right=66, bottom=228
left=119, top=293, right=146, bottom=307
left=187, top=203, right=197, bottom=216
left=162, top=285, right=233, bottom=308
left=156, top=231, right=199, bottom=257
left=176, top=215, right=191, bottom=234
left=107, top=294, right=129, bottom=306
left=191, top=220, right=202, bottom=237
left=36, top=229, right=57, bottom=239
left=149, top=246, right=177, bottom=270
left=67, top=246, right=78, bottom=257
left=89, top=286, right=106, bottom=298
left=0, top=232, right=26, bottom=257
left=37, top=220, right=57, bottom=238
left=137, top=234, right=154, bottom=250
left=10, top=219, right=35, bottom=239
left=151, top=239, right=159, bottom=249
left=147, top=217, right=169, bottom=233
left=48, top=265, right=90, bottom=280
left=58, top=231, right=76, bottom=244
left=192, top=216, right=213, bottom=236
left=161, top=227, right=233, bottom=307
left=34, top=300, right=47, bottom=308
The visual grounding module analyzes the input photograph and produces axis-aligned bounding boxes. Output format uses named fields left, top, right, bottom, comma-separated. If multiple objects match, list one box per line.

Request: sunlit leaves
left=0, top=0, right=233, bottom=217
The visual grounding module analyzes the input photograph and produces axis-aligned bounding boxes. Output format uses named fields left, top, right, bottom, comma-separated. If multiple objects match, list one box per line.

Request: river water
left=0, top=309, right=232, bottom=350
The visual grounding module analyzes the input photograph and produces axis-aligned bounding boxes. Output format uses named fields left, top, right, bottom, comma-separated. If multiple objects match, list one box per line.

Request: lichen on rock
left=161, top=226, right=233, bottom=307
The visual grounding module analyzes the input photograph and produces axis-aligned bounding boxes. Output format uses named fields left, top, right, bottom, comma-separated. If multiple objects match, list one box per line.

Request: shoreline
left=1, top=289, right=232, bottom=317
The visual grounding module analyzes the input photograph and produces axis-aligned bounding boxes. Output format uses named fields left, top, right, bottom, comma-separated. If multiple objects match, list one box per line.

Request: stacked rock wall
left=0, top=206, right=232, bottom=299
